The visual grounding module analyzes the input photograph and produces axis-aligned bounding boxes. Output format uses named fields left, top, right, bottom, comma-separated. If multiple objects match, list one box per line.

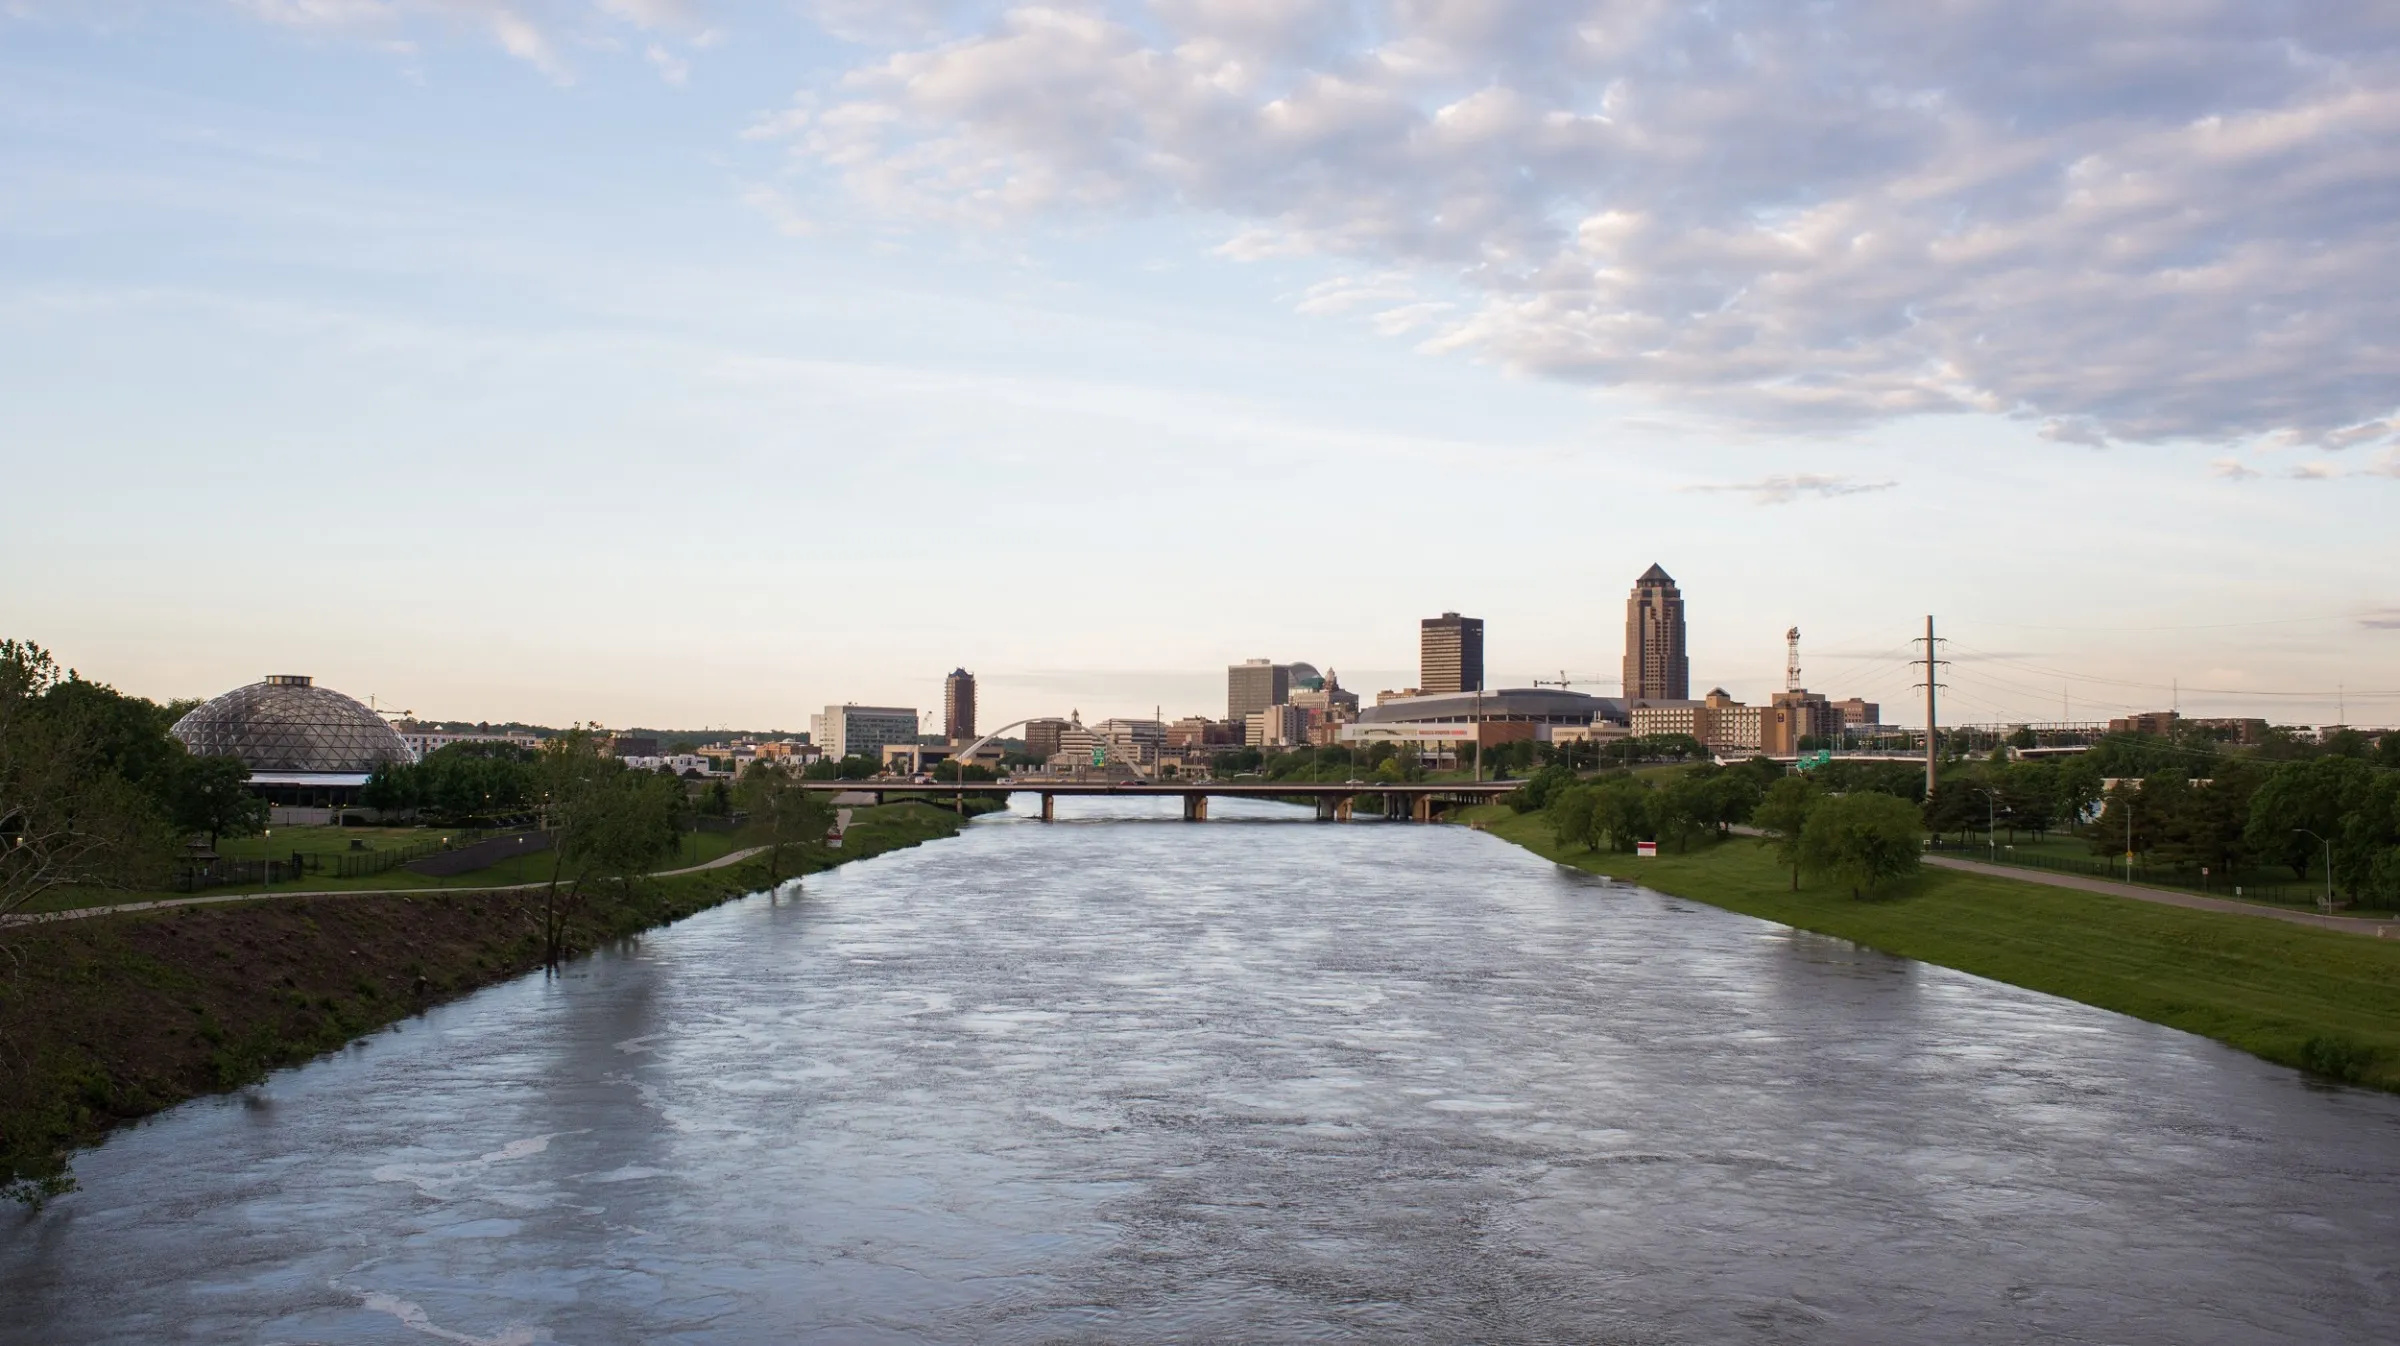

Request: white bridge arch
left=953, top=716, right=1157, bottom=780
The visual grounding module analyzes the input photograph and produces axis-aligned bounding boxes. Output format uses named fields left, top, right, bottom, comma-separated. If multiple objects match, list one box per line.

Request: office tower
left=1024, top=717, right=1069, bottom=759
left=943, top=668, right=976, bottom=742
left=820, top=704, right=920, bottom=761
left=1420, top=612, right=1484, bottom=695
left=1227, top=659, right=1291, bottom=723
left=1622, top=564, right=1690, bottom=700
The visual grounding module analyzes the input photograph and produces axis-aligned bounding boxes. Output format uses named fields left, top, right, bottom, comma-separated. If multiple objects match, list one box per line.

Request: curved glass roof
left=170, top=674, right=415, bottom=774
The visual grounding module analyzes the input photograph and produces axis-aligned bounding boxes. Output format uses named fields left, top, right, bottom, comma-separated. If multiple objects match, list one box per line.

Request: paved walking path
left=1922, top=854, right=2395, bottom=937
left=0, top=847, right=772, bottom=929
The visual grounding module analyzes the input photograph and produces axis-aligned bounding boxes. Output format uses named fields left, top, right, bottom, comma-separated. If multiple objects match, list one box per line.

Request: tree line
left=1, top=641, right=269, bottom=920
left=1504, top=724, right=2400, bottom=905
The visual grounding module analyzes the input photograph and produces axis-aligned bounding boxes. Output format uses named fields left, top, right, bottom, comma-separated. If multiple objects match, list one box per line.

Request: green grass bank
left=1466, top=804, right=2400, bottom=1093
left=0, top=803, right=970, bottom=1205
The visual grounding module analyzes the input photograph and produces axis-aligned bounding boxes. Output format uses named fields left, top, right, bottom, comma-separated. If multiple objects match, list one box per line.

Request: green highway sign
left=1796, top=749, right=1834, bottom=771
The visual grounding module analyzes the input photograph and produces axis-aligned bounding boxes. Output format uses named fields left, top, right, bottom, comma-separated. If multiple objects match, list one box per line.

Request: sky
left=3, top=1, right=2396, bottom=735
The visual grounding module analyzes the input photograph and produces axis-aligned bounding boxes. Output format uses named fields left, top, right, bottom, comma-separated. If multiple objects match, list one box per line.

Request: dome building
left=171, top=674, right=415, bottom=808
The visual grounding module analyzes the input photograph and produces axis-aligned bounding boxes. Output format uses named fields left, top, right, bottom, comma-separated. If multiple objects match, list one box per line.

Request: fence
left=1928, top=840, right=2329, bottom=910
left=405, top=830, right=550, bottom=878
left=171, top=858, right=308, bottom=892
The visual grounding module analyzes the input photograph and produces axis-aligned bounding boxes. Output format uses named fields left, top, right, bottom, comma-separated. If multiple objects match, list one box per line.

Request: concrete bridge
left=794, top=779, right=1520, bottom=823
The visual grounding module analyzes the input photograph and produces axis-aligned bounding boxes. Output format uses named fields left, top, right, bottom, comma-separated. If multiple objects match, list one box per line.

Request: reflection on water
left=6, top=796, right=2399, bottom=1344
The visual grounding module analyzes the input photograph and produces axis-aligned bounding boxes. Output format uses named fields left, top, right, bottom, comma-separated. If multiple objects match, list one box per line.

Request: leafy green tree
left=1590, top=776, right=1655, bottom=852
left=169, top=755, right=268, bottom=849
left=738, top=760, right=836, bottom=884
left=1655, top=773, right=1716, bottom=851
left=1799, top=791, right=1924, bottom=898
left=2246, top=756, right=2378, bottom=881
left=1752, top=776, right=1819, bottom=891
left=1, top=641, right=175, bottom=923
left=1546, top=783, right=1599, bottom=852
left=1511, top=763, right=1577, bottom=814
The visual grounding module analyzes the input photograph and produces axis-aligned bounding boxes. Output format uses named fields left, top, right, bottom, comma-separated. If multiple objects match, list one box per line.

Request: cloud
left=644, top=40, right=687, bottom=84
left=1684, top=474, right=1898, bottom=506
left=2038, top=417, right=2111, bottom=449
left=231, top=0, right=709, bottom=80
left=757, top=2, right=2400, bottom=448
left=2361, top=610, right=2400, bottom=630
left=2209, top=457, right=2260, bottom=480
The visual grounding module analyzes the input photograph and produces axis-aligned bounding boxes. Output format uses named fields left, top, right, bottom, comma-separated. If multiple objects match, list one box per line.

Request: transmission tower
left=1785, top=628, right=1802, bottom=692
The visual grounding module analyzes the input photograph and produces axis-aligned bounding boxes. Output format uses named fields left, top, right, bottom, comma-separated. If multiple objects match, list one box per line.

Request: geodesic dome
left=170, top=675, right=414, bottom=773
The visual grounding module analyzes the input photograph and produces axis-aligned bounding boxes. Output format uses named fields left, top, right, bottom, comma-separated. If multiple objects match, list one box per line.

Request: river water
left=6, top=797, right=2399, bottom=1343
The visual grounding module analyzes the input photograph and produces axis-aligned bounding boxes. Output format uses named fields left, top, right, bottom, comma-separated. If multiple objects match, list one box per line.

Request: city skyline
left=2, top=6, right=2393, bottom=732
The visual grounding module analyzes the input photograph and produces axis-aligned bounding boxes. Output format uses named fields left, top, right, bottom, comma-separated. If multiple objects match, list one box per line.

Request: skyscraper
left=943, top=668, right=976, bottom=742
left=1622, top=564, right=1690, bottom=700
left=1227, top=659, right=1290, bottom=723
left=1420, top=612, right=1484, bottom=694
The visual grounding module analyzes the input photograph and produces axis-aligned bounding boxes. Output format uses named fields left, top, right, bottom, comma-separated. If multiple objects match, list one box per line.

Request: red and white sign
left=1636, top=840, right=1658, bottom=858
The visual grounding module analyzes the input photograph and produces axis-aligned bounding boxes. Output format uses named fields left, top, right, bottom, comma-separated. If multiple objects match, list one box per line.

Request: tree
left=1798, top=791, right=1924, bottom=898
left=1752, top=776, right=1819, bottom=891
left=1655, top=773, right=1716, bottom=851
left=0, top=641, right=174, bottom=922
left=1590, top=776, right=1655, bottom=852
left=1511, top=763, right=1577, bottom=814
left=1546, top=784, right=1599, bottom=852
left=169, top=755, right=267, bottom=850
left=738, top=760, right=836, bottom=884
left=2246, top=756, right=2377, bottom=881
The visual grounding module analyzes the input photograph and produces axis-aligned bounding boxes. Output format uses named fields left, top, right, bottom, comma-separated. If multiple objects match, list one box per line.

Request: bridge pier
left=1336, top=795, right=1353, bottom=822
left=1183, top=793, right=1208, bottom=822
left=1412, top=794, right=1434, bottom=823
left=1040, top=793, right=1054, bottom=822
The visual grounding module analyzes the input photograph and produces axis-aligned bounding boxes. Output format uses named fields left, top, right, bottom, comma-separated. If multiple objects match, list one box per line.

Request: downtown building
left=1420, top=613, right=1484, bottom=695
left=943, top=668, right=977, bottom=743
left=1227, top=659, right=1292, bottom=724
left=1623, top=564, right=1691, bottom=701
left=815, top=703, right=920, bottom=761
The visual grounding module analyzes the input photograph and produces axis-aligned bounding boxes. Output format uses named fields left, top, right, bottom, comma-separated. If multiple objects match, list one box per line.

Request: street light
left=2295, top=828, right=2335, bottom=913
left=1974, top=787, right=2000, bottom=864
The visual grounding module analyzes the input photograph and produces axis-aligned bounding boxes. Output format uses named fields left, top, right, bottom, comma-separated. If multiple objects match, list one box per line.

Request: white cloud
left=1684, top=474, right=1897, bottom=506
left=756, top=2, right=2400, bottom=448
left=644, top=40, right=687, bottom=84
left=229, top=0, right=709, bottom=80
left=2209, top=457, right=2260, bottom=480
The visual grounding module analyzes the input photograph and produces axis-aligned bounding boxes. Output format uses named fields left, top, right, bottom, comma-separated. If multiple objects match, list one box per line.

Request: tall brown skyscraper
left=943, top=668, right=976, bottom=742
left=1420, top=612, right=1484, bottom=694
left=1622, top=565, right=1689, bottom=700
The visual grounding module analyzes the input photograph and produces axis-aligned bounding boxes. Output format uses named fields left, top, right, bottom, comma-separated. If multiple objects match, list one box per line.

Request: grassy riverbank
left=0, top=803, right=970, bottom=1205
left=1467, top=805, right=2400, bottom=1092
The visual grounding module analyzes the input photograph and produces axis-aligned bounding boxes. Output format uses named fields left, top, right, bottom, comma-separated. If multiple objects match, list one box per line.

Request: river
left=6, top=796, right=2398, bottom=1343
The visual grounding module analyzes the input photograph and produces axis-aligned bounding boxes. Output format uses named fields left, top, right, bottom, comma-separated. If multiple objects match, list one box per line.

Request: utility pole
left=1913, top=614, right=1948, bottom=797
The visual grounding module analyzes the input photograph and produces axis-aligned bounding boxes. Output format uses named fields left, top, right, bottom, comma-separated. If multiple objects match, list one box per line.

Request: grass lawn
left=18, top=826, right=756, bottom=915
left=1467, top=804, right=2400, bottom=1090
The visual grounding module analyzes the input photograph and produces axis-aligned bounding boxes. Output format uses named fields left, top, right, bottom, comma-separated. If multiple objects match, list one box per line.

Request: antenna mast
left=1785, top=627, right=1802, bottom=692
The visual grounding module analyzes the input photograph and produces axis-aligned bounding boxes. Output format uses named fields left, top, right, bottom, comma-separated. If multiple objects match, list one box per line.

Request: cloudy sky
left=3, top=1, right=2395, bottom=733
